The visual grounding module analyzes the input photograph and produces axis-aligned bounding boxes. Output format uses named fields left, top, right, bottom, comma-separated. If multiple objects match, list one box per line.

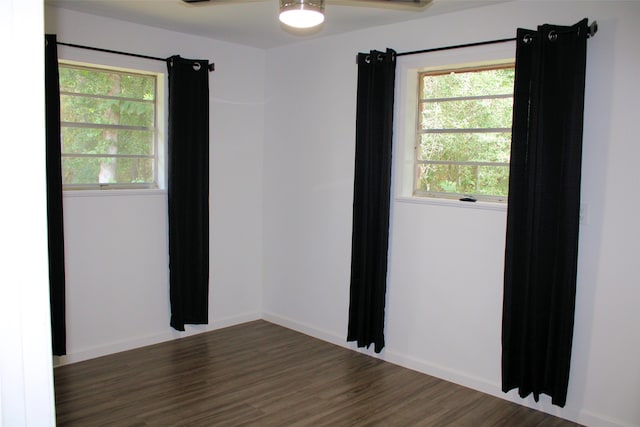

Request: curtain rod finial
left=588, top=21, right=598, bottom=38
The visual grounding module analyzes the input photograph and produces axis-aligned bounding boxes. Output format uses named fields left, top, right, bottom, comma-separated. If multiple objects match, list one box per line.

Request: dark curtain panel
left=45, top=34, right=67, bottom=356
left=502, top=19, right=590, bottom=407
left=347, top=49, right=396, bottom=353
left=167, top=55, right=210, bottom=331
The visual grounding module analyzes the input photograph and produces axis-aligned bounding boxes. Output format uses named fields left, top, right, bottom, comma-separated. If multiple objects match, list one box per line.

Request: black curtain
left=347, top=49, right=396, bottom=353
left=45, top=34, right=67, bottom=356
left=167, top=56, right=210, bottom=331
left=502, top=19, right=590, bottom=407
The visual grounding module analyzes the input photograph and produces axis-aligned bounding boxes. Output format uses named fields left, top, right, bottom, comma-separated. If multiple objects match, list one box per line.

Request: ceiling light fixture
left=279, top=0, right=325, bottom=29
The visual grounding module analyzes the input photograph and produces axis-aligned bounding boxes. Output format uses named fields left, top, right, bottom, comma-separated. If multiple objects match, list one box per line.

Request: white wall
left=45, top=7, right=265, bottom=363
left=0, top=0, right=56, bottom=425
left=262, top=2, right=640, bottom=427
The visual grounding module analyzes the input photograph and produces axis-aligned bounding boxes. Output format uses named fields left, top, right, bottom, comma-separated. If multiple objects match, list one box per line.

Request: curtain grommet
left=193, top=62, right=202, bottom=71
left=523, top=34, right=533, bottom=45
left=548, top=30, right=558, bottom=42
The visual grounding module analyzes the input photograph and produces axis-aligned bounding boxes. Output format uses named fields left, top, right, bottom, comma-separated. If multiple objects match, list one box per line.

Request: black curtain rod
left=396, top=37, right=516, bottom=57
left=356, top=37, right=516, bottom=63
left=396, top=21, right=597, bottom=57
left=56, top=41, right=215, bottom=72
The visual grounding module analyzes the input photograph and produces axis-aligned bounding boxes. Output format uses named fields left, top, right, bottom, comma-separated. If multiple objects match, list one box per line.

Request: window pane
left=117, top=130, right=155, bottom=155
left=59, top=67, right=155, bottom=100
left=62, top=156, right=154, bottom=185
left=62, top=128, right=154, bottom=156
left=419, top=97, right=513, bottom=130
left=417, top=163, right=478, bottom=194
left=114, top=157, right=155, bottom=184
left=418, top=133, right=511, bottom=163
left=420, top=68, right=515, bottom=99
left=477, top=165, right=510, bottom=196
left=61, top=95, right=154, bottom=127
left=62, top=157, right=101, bottom=185
left=416, top=163, right=509, bottom=197
left=61, top=127, right=102, bottom=154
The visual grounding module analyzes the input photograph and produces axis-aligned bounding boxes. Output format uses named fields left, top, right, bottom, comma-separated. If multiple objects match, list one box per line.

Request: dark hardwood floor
left=54, top=320, right=580, bottom=426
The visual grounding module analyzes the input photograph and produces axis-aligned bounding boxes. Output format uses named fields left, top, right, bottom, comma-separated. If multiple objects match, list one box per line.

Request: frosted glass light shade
left=279, top=0, right=325, bottom=29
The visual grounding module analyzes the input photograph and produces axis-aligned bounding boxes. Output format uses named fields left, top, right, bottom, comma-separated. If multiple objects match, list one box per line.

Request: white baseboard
left=53, top=312, right=261, bottom=367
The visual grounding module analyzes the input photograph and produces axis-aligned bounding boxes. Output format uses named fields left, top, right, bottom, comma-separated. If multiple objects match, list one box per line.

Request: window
left=414, top=64, right=514, bottom=203
left=59, top=63, right=160, bottom=189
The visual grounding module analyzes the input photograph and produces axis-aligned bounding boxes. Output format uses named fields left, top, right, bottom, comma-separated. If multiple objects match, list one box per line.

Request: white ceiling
left=45, top=0, right=507, bottom=49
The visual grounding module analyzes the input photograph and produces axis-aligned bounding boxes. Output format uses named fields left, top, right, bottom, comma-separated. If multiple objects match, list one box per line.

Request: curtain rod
left=396, top=37, right=517, bottom=57
left=395, top=21, right=597, bottom=58
left=56, top=41, right=215, bottom=72
left=355, top=37, right=516, bottom=63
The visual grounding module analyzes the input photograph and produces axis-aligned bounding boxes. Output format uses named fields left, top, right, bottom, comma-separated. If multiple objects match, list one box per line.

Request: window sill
left=63, top=188, right=167, bottom=198
left=395, top=196, right=507, bottom=212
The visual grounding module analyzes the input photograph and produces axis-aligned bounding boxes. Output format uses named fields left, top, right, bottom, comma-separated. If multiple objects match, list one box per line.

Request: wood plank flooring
left=54, top=320, right=581, bottom=426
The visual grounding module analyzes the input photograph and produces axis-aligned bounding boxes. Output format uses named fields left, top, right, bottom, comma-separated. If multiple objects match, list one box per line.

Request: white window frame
left=393, top=42, right=516, bottom=209
left=58, top=60, right=165, bottom=191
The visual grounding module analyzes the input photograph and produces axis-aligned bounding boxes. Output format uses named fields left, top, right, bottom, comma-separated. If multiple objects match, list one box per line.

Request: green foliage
left=59, top=65, right=156, bottom=186
left=59, top=66, right=154, bottom=99
left=420, top=98, right=512, bottom=130
left=416, top=67, right=514, bottom=199
left=420, top=67, right=515, bottom=98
